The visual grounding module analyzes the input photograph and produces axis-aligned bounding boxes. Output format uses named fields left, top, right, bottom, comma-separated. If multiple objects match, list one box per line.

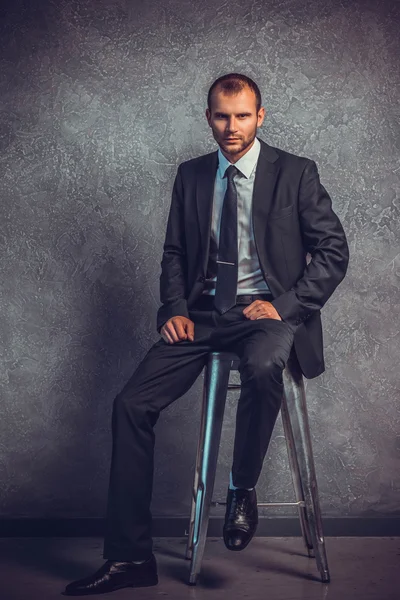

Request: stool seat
left=185, top=349, right=330, bottom=584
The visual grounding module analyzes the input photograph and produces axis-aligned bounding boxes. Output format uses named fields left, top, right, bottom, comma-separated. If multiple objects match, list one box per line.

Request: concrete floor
left=0, top=537, right=398, bottom=600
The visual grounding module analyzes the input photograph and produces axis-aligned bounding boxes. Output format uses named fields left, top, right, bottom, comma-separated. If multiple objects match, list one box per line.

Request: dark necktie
left=214, top=165, right=238, bottom=314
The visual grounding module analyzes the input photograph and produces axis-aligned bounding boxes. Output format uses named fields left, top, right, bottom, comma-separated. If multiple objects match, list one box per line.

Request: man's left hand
left=242, top=300, right=282, bottom=321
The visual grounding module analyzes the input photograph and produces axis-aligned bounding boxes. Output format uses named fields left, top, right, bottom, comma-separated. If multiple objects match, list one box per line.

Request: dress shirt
left=202, top=136, right=271, bottom=295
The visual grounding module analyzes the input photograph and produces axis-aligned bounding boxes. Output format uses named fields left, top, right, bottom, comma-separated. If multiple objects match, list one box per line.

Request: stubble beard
left=219, top=129, right=257, bottom=159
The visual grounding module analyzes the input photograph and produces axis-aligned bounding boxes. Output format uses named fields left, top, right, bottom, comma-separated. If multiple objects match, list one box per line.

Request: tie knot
left=225, top=165, right=238, bottom=182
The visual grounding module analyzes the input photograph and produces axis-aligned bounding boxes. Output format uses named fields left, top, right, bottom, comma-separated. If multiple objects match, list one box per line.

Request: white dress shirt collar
left=217, top=136, right=261, bottom=179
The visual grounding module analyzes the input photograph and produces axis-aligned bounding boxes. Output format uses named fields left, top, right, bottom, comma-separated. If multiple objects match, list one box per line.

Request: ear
left=257, top=107, right=265, bottom=127
left=205, top=108, right=211, bottom=126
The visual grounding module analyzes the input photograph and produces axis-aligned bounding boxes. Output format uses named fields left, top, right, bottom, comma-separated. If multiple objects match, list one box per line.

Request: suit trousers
left=102, top=302, right=296, bottom=561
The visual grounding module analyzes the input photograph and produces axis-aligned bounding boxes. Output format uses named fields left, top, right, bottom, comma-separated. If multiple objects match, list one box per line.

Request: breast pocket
left=269, top=204, right=294, bottom=220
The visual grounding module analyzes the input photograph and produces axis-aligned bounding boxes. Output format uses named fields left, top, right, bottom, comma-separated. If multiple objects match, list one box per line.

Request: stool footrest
left=211, top=500, right=306, bottom=507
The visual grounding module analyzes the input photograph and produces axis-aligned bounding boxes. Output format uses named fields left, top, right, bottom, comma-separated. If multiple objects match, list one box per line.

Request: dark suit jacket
left=156, top=137, right=349, bottom=379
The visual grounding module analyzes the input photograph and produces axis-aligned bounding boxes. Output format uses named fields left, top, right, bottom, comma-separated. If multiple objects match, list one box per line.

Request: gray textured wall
left=0, top=0, right=399, bottom=521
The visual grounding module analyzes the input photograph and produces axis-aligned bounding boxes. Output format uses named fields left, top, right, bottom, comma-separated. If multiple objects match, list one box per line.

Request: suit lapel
left=196, top=150, right=218, bottom=274
left=252, top=138, right=280, bottom=273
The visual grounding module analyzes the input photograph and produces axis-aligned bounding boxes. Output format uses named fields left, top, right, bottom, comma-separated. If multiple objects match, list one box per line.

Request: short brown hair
left=207, top=73, right=262, bottom=113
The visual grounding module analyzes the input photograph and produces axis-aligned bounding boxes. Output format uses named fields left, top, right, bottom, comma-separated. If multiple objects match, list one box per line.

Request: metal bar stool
left=185, top=349, right=330, bottom=584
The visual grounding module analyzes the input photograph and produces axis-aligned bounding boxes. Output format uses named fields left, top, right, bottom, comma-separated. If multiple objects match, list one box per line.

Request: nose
left=226, top=116, right=238, bottom=133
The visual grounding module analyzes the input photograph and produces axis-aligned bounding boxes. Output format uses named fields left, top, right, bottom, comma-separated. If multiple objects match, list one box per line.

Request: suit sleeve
left=271, top=160, right=349, bottom=328
left=156, top=164, right=190, bottom=333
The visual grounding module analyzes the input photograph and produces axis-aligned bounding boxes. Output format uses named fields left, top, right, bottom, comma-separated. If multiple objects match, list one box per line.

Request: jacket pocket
left=269, top=204, right=294, bottom=220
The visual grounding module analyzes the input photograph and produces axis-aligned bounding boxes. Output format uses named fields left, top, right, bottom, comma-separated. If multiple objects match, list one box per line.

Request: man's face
left=206, top=86, right=265, bottom=162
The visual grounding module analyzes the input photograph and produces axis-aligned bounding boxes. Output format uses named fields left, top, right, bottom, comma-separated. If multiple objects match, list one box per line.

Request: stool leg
left=186, top=353, right=232, bottom=585
left=280, top=394, right=314, bottom=556
left=282, top=355, right=330, bottom=583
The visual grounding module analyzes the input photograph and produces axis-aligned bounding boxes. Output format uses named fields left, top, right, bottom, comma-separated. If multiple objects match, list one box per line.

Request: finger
left=250, top=311, right=265, bottom=320
left=242, top=301, right=256, bottom=315
left=248, top=313, right=261, bottom=320
left=243, top=300, right=266, bottom=316
left=166, top=323, right=180, bottom=343
left=186, top=320, right=195, bottom=341
left=172, top=320, right=187, bottom=341
left=253, top=302, right=271, bottom=316
left=162, top=329, right=174, bottom=344
left=244, top=306, right=262, bottom=319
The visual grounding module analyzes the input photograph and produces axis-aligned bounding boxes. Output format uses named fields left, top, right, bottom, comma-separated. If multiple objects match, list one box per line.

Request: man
left=65, top=73, right=349, bottom=595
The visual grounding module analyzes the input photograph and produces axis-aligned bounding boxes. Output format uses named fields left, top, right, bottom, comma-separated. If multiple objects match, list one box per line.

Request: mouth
left=225, top=138, right=240, bottom=142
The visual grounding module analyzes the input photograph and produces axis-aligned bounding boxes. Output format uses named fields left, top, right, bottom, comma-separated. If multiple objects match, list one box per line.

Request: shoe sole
left=64, top=577, right=158, bottom=596
left=223, top=536, right=253, bottom=551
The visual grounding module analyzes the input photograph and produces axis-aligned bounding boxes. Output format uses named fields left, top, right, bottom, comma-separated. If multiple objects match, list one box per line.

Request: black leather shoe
left=63, top=555, right=158, bottom=596
left=223, top=487, right=258, bottom=551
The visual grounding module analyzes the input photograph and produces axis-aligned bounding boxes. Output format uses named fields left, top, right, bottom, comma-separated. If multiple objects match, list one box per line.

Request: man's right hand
left=160, top=316, right=195, bottom=344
